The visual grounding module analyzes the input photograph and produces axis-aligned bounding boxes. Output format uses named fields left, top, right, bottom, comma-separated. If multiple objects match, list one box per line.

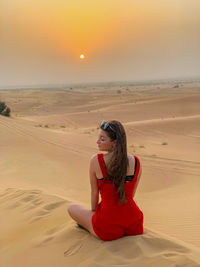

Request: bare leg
left=67, top=203, right=99, bottom=239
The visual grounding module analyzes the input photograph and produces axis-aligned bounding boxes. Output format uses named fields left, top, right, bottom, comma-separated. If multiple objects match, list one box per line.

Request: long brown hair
left=100, top=120, right=129, bottom=204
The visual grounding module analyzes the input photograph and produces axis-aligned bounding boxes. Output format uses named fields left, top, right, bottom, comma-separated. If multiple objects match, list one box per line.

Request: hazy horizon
left=1, top=0, right=200, bottom=88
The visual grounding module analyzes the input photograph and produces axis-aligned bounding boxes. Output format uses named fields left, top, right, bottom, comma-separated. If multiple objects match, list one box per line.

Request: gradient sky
left=1, top=0, right=200, bottom=87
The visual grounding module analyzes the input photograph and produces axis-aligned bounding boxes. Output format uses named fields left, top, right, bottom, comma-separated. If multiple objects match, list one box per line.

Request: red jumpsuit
left=92, top=153, right=143, bottom=241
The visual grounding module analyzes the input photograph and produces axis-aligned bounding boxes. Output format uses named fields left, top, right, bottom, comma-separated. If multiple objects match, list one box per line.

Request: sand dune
left=1, top=188, right=200, bottom=267
left=0, top=83, right=200, bottom=266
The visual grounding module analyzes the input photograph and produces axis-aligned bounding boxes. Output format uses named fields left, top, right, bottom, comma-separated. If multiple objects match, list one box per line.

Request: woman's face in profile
left=96, top=129, right=115, bottom=152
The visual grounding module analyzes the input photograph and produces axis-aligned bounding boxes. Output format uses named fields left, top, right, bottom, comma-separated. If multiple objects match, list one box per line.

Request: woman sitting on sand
left=68, top=120, right=143, bottom=241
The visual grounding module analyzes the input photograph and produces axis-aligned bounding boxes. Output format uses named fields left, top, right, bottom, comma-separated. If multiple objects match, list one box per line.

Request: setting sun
left=80, top=54, right=85, bottom=59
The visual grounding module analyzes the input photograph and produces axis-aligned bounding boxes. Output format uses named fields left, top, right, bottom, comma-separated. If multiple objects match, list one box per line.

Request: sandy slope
left=0, top=84, right=200, bottom=266
left=1, top=188, right=200, bottom=267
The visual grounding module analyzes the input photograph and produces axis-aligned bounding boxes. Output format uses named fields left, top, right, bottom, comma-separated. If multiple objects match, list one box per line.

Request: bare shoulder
left=128, top=154, right=135, bottom=159
left=127, top=154, right=135, bottom=164
left=127, top=154, right=135, bottom=174
left=90, top=154, right=98, bottom=160
left=90, top=154, right=99, bottom=167
left=128, top=154, right=141, bottom=162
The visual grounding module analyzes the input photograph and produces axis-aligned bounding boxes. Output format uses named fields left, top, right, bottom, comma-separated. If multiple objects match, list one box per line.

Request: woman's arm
left=133, top=164, right=142, bottom=198
left=89, top=155, right=99, bottom=212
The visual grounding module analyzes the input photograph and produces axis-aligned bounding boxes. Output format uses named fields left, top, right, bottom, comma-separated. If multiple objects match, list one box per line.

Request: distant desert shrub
left=2, top=107, right=10, bottom=117
left=139, top=145, right=145, bottom=148
left=117, top=90, right=122, bottom=94
left=0, top=102, right=6, bottom=113
left=130, top=144, right=136, bottom=152
left=44, top=124, right=49, bottom=128
left=0, top=101, right=11, bottom=117
left=162, top=142, right=168, bottom=145
left=60, top=125, right=65, bottom=128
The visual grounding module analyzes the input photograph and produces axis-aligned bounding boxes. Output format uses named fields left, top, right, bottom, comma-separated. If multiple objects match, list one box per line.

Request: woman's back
left=96, top=153, right=139, bottom=203
left=68, top=120, right=143, bottom=242
left=92, top=153, right=143, bottom=240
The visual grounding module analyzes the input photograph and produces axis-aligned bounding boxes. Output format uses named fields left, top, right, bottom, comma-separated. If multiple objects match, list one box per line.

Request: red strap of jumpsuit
left=97, top=153, right=140, bottom=184
left=97, top=153, right=107, bottom=179
left=133, top=155, right=140, bottom=180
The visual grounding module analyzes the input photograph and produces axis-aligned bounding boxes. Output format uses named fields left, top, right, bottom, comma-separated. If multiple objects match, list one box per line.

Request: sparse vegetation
left=44, top=124, right=49, bottom=128
left=0, top=101, right=11, bottom=117
left=130, top=144, right=136, bottom=152
left=117, top=90, right=122, bottom=94
left=84, top=130, right=91, bottom=134
left=162, top=142, right=168, bottom=145
left=139, top=145, right=145, bottom=148
left=60, top=125, right=65, bottom=128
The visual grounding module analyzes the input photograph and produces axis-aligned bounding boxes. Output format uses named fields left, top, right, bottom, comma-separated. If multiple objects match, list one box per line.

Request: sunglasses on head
left=100, top=120, right=115, bottom=132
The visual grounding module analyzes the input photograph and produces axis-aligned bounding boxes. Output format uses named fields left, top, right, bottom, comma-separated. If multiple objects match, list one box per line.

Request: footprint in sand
left=0, top=190, right=26, bottom=201
left=30, top=215, right=50, bottom=223
left=45, top=227, right=60, bottom=235
left=30, top=209, right=51, bottom=222
left=64, top=243, right=83, bottom=257
left=29, top=209, right=50, bottom=223
left=41, top=236, right=54, bottom=244
left=34, top=236, right=55, bottom=247
left=20, top=195, right=37, bottom=202
left=43, top=201, right=66, bottom=211
left=9, top=192, right=26, bottom=199
left=35, top=210, right=50, bottom=216
left=28, top=190, right=41, bottom=194
left=32, top=199, right=43, bottom=206
left=29, top=201, right=66, bottom=223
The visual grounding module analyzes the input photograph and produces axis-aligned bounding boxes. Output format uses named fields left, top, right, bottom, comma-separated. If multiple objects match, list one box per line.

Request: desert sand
left=0, top=82, right=200, bottom=266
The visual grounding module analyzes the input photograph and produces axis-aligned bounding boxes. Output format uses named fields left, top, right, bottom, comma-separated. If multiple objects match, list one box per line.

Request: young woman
left=68, top=120, right=143, bottom=241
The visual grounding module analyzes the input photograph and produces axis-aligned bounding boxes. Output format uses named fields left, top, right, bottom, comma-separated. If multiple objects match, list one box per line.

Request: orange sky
left=1, top=0, right=200, bottom=87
